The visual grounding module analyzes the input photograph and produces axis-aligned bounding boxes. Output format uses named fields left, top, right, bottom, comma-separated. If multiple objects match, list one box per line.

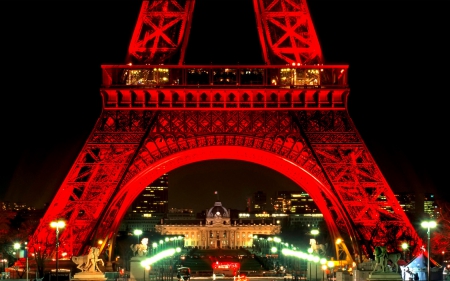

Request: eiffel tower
left=29, top=0, right=423, bottom=262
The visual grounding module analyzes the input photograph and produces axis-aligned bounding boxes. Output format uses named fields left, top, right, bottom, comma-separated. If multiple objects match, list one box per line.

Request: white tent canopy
left=400, top=253, right=443, bottom=281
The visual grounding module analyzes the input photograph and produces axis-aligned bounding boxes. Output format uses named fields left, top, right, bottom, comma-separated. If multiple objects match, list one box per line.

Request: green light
left=401, top=243, right=408, bottom=250
left=421, top=221, right=437, bottom=228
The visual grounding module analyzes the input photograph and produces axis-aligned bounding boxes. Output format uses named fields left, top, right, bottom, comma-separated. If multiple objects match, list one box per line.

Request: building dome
left=206, top=202, right=230, bottom=218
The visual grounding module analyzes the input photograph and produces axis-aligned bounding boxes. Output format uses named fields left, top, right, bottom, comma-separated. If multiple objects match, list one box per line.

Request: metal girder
left=28, top=111, right=158, bottom=256
left=253, top=0, right=323, bottom=65
left=127, top=0, right=195, bottom=64
left=293, top=110, right=422, bottom=255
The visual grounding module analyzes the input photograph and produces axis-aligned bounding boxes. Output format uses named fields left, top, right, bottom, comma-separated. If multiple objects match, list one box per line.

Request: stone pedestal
left=368, top=272, right=402, bottom=281
left=354, top=269, right=371, bottom=281
left=72, top=271, right=107, bottom=281
left=130, top=257, right=146, bottom=281
left=336, top=271, right=352, bottom=281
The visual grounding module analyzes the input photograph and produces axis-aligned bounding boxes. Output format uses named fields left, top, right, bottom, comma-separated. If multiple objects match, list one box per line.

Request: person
left=443, top=266, right=449, bottom=280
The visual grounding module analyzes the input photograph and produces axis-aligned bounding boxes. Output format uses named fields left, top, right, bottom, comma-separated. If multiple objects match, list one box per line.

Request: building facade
left=155, top=201, right=281, bottom=249
left=131, top=173, right=169, bottom=213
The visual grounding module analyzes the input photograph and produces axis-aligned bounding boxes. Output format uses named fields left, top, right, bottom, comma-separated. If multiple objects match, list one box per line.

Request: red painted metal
left=253, top=0, right=323, bottom=65
left=127, top=0, right=195, bottom=64
left=28, top=0, right=424, bottom=262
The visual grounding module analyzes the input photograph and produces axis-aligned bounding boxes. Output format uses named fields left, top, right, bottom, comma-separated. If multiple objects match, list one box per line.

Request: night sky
left=1, top=1, right=449, bottom=212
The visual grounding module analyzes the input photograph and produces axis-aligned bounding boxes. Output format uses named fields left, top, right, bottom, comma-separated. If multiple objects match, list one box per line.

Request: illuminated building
left=156, top=201, right=280, bottom=249
left=423, top=193, right=437, bottom=218
left=395, top=193, right=416, bottom=217
left=119, top=212, right=163, bottom=232
left=272, top=191, right=319, bottom=214
left=250, top=191, right=268, bottom=212
left=131, top=173, right=169, bottom=213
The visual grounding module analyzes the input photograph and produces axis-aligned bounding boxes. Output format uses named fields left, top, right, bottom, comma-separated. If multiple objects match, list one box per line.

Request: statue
left=385, top=252, right=401, bottom=273
left=309, top=239, right=326, bottom=255
left=371, top=246, right=401, bottom=273
left=72, top=246, right=104, bottom=273
left=130, top=237, right=149, bottom=257
left=372, top=246, right=388, bottom=273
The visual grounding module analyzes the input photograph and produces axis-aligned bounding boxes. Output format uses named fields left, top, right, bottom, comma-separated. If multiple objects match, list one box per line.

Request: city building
left=396, top=193, right=416, bottom=217
left=119, top=212, right=163, bottom=232
left=395, top=192, right=439, bottom=220
left=250, top=191, right=268, bottom=212
left=423, top=193, right=439, bottom=218
left=155, top=201, right=281, bottom=249
left=131, top=173, right=169, bottom=213
left=272, top=191, right=319, bottom=214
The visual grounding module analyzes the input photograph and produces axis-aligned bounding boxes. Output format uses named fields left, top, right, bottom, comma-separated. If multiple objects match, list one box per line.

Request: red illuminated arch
left=102, top=143, right=357, bottom=257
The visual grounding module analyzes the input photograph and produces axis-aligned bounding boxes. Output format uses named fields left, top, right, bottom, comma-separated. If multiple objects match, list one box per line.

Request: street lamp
left=421, top=220, right=437, bottom=281
left=327, top=261, right=335, bottom=281
left=1, top=259, right=7, bottom=273
left=308, top=248, right=313, bottom=281
left=13, top=243, right=20, bottom=261
left=401, top=242, right=408, bottom=261
left=24, top=242, right=29, bottom=281
left=152, top=243, right=158, bottom=255
left=134, top=229, right=143, bottom=244
left=50, top=219, right=66, bottom=281
left=336, top=239, right=343, bottom=270
left=321, top=265, right=327, bottom=281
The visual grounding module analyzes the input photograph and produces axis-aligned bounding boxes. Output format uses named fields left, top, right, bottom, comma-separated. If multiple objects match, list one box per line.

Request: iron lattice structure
left=29, top=0, right=423, bottom=262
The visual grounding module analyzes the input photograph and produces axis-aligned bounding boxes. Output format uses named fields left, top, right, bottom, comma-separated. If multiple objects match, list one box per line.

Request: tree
left=432, top=200, right=450, bottom=257
left=0, top=208, right=17, bottom=266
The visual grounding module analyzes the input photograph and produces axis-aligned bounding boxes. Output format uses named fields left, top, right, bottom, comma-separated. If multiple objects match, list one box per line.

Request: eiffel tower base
left=368, top=272, right=403, bottom=281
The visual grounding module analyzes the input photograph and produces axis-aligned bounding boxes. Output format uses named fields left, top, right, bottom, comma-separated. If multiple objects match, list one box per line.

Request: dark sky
left=1, top=1, right=449, bottom=212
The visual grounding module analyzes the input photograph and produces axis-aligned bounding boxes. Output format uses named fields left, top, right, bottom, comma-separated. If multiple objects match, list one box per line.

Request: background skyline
left=1, top=1, right=449, bottom=211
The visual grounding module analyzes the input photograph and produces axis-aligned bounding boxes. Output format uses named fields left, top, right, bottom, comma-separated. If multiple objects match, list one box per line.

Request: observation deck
left=101, top=64, right=349, bottom=110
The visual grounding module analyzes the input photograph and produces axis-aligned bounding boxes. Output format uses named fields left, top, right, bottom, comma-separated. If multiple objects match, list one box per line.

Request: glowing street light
left=335, top=239, right=343, bottom=269
left=50, top=219, right=66, bottom=281
left=134, top=229, right=143, bottom=244
left=401, top=242, right=408, bottom=261
left=327, top=261, right=335, bottom=281
left=1, top=259, right=7, bottom=273
left=321, top=265, right=327, bottom=281
left=13, top=243, right=20, bottom=261
left=421, top=220, right=437, bottom=281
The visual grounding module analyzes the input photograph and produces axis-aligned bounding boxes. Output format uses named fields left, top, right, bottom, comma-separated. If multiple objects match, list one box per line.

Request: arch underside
left=29, top=109, right=421, bottom=259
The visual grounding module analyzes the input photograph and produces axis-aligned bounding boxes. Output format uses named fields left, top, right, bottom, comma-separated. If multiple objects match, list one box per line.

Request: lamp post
left=327, top=261, right=335, bottom=281
left=13, top=243, right=20, bottom=262
left=25, top=242, right=29, bottom=281
left=401, top=243, right=408, bottom=262
left=152, top=243, right=158, bottom=255
left=308, top=248, right=313, bottom=281
left=50, top=219, right=66, bottom=281
left=335, top=239, right=343, bottom=270
left=421, top=220, right=437, bottom=281
left=1, top=259, right=7, bottom=274
left=401, top=242, right=408, bottom=281
left=134, top=229, right=143, bottom=244
left=322, top=265, right=327, bottom=281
